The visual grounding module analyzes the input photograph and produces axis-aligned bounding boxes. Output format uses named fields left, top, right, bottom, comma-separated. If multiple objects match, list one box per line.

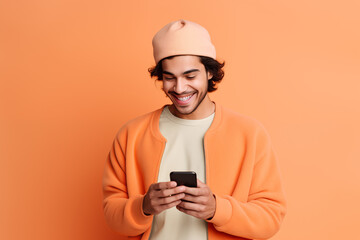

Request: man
left=103, top=19, right=286, bottom=240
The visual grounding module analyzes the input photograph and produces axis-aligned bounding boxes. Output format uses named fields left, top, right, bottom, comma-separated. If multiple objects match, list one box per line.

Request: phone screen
left=170, top=171, right=197, bottom=187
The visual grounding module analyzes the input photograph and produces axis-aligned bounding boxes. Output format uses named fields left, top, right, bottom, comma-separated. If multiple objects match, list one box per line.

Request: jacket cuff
left=207, top=194, right=232, bottom=226
left=131, top=195, right=153, bottom=226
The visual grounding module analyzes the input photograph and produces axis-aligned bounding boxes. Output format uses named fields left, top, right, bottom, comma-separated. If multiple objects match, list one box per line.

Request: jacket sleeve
left=208, top=127, right=287, bottom=239
left=102, top=129, right=152, bottom=236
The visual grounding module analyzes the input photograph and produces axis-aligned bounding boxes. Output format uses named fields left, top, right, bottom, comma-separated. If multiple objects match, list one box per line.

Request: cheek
left=162, top=81, right=172, bottom=92
left=192, top=78, right=208, bottom=90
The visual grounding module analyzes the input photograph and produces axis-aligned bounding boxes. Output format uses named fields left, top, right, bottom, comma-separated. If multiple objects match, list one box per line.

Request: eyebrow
left=163, top=69, right=200, bottom=76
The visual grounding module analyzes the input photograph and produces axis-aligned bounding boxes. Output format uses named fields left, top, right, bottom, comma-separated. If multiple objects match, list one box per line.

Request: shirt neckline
left=162, top=106, right=215, bottom=126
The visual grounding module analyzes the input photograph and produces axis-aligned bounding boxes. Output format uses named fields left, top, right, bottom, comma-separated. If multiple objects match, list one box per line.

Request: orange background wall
left=1, top=0, right=359, bottom=239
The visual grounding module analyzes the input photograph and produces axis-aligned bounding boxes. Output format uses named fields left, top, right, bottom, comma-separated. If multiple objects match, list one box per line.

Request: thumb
left=197, top=179, right=206, bottom=187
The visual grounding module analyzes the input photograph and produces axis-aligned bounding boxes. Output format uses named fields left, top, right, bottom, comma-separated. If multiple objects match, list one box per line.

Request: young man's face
left=161, top=55, right=213, bottom=119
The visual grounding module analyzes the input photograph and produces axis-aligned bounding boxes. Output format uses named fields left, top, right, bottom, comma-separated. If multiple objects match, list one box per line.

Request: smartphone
left=170, top=171, right=197, bottom=187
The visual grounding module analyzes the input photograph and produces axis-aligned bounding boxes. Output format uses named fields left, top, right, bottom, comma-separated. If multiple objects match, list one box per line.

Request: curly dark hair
left=148, top=55, right=225, bottom=92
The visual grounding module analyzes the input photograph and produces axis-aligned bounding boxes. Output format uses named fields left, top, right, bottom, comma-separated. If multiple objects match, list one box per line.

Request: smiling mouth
left=177, top=95, right=192, bottom=101
left=172, top=93, right=195, bottom=105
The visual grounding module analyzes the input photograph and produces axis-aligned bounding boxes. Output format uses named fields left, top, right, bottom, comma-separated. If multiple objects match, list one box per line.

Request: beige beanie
left=152, top=19, right=216, bottom=64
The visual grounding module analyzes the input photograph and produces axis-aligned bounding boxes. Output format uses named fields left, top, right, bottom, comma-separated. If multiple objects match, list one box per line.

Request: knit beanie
left=152, top=19, right=216, bottom=64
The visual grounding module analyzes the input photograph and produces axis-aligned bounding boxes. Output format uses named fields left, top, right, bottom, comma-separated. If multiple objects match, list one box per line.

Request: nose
left=173, top=78, right=188, bottom=94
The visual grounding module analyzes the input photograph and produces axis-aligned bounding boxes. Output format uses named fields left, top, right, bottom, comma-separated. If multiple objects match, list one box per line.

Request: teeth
left=178, top=95, right=192, bottom=101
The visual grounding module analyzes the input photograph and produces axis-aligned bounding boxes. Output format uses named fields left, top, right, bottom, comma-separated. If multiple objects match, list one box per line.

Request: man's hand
left=143, top=181, right=185, bottom=215
left=176, top=179, right=216, bottom=220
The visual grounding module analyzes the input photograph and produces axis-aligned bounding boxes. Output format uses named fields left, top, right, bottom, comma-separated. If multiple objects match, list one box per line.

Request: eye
left=186, top=75, right=196, bottom=79
left=163, top=76, right=175, bottom=80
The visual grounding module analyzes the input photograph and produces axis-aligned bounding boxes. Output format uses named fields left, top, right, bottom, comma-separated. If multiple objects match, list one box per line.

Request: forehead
left=161, top=55, right=204, bottom=74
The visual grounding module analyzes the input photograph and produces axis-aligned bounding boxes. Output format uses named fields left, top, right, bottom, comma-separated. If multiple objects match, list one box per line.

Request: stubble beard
left=168, top=89, right=208, bottom=116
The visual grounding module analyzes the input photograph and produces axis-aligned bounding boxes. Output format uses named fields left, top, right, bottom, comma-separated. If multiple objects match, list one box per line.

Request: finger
left=159, top=200, right=182, bottom=212
left=152, top=181, right=177, bottom=190
left=158, top=186, right=186, bottom=198
left=145, top=192, right=183, bottom=215
left=159, top=193, right=185, bottom=205
left=177, top=200, right=206, bottom=212
left=183, top=186, right=208, bottom=196
left=176, top=205, right=202, bottom=218
left=197, top=179, right=206, bottom=187
left=181, top=194, right=206, bottom=204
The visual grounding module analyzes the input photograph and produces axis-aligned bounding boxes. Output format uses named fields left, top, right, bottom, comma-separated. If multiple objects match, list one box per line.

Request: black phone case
left=170, top=171, right=197, bottom=187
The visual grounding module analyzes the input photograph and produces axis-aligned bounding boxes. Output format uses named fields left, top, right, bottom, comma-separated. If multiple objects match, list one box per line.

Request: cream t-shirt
left=149, top=106, right=215, bottom=240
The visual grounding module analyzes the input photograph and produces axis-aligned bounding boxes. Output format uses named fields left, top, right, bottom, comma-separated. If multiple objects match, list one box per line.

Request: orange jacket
left=103, top=104, right=286, bottom=239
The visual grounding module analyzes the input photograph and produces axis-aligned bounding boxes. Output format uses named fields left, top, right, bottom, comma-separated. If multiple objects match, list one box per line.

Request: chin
left=174, top=104, right=198, bottom=115
left=174, top=107, right=192, bottom=115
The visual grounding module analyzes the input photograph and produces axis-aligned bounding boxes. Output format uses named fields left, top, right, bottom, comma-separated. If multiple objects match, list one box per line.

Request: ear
left=207, top=71, right=213, bottom=80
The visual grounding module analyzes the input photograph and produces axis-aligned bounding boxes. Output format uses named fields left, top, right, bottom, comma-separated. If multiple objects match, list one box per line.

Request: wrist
left=142, top=195, right=152, bottom=216
left=207, top=194, right=216, bottom=220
